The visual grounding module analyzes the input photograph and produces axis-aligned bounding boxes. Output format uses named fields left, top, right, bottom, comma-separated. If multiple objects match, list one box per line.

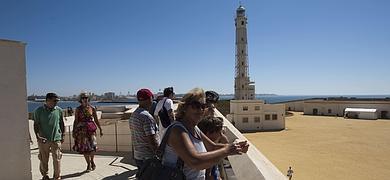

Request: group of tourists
left=33, top=87, right=249, bottom=180
left=130, top=87, right=249, bottom=180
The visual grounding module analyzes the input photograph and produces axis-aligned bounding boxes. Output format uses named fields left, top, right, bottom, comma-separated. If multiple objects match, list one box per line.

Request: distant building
left=228, top=5, right=285, bottom=131
left=104, top=92, right=115, bottom=100
left=303, top=98, right=390, bottom=119
left=281, top=97, right=390, bottom=119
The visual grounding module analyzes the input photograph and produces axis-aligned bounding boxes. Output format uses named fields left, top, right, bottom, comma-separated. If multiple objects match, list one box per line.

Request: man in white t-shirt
left=154, top=87, right=175, bottom=138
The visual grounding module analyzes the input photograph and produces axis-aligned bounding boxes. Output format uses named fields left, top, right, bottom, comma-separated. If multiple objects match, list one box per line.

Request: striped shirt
left=129, top=107, right=160, bottom=160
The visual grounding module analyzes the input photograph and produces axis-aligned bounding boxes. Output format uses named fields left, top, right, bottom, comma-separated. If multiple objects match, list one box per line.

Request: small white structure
left=344, top=108, right=378, bottom=120
left=228, top=100, right=285, bottom=131
left=97, top=105, right=128, bottom=119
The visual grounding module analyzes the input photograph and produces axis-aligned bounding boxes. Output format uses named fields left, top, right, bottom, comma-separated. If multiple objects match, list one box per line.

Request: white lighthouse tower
left=234, top=5, right=255, bottom=100
left=228, top=5, right=285, bottom=132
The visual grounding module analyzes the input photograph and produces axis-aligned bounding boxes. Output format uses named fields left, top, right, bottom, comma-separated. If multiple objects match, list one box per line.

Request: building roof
left=325, top=97, right=390, bottom=101
left=304, top=97, right=390, bottom=104
left=345, top=108, right=377, bottom=113
left=0, top=39, right=26, bottom=45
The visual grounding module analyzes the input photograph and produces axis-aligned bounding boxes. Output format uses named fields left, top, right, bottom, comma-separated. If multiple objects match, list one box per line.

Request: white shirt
left=162, top=122, right=206, bottom=180
left=154, top=97, right=174, bottom=138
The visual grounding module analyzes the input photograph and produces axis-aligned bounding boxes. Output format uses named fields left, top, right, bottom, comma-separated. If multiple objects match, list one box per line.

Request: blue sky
left=1, top=0, right=389, bottom=96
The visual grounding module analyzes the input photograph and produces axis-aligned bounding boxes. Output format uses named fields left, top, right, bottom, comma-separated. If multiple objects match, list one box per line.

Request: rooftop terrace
left=29, top=105, right=287, bottom=180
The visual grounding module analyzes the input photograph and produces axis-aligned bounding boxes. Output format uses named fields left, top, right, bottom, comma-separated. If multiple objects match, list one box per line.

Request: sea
left=27, top=95, right=390, bottom=112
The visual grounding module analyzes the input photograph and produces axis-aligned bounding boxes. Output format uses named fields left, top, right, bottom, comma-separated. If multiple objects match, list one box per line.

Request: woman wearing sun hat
left=72, top=92, right=103, bottom=172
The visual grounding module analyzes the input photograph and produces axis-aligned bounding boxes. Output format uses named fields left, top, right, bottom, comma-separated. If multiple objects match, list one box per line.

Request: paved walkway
left=31, top=149, right=137, bottom=180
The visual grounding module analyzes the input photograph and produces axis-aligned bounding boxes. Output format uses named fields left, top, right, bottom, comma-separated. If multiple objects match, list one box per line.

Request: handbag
left=86, top=121, right=97, bottom=133
left=80, top=106, right=97, bottom=133
left=138, top=124, right=186, bottom=180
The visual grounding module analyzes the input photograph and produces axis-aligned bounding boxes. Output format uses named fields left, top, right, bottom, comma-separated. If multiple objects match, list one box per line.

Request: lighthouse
left=234, top=5, right=255, bottom=100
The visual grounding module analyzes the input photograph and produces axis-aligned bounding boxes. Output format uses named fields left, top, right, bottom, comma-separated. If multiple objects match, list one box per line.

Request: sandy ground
left=244, top=112, right=390, bottom=180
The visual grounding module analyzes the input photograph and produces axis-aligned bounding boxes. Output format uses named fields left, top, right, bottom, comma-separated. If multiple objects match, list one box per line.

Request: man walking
left=33, top=93, right=65, bottom=180
left=287, top=166, right=294, bottom=180
left=129, top=89, right=160, bottom=176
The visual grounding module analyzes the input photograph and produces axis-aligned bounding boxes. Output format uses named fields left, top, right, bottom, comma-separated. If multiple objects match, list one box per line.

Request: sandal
left=91, top=162, right=96, bottom=171
left=86, top=164, right=92, bottom=172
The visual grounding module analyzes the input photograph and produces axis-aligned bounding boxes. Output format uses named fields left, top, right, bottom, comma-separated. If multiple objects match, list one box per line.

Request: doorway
left=313, top=108, right=318, bottom=115
left=381, top=111, right=388, bottom=119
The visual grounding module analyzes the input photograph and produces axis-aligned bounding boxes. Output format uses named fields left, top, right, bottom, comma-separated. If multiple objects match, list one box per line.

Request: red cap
left=137, top=88, right=154, bottom=101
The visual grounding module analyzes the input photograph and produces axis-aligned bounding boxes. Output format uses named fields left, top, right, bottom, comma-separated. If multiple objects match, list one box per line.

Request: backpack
left=158, top=98, right=172, bottom=128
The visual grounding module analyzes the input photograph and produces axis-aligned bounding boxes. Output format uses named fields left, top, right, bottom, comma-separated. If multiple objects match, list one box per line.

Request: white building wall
left=229, top=100, right=285, bottom=131
left=0, top=39, right=31, bottom=179
left=303, top=100, right=390, bottom=119
left=304, top=103, right=343, bottom=116
left=263, top=104, right=285, bottom=130
left=358, top=112, right=377, bottom=120
left=283, top=101, right=305, bottom=111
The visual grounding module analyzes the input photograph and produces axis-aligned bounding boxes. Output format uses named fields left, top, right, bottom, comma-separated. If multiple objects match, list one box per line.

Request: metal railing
left=62, top=120, right=132, bottom=153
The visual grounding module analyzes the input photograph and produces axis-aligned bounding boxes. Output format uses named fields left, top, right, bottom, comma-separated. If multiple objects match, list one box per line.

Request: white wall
left=60, top=116, right=133, bottom=152
left=303, top=100, right=390, bottom=118
left=358, top=112, right=377, bottom=120
left=230, top=100, right=285, bottom=131
left=0, top=40, right=31, bottom=179
left=283, top=101, right=305, bottom=111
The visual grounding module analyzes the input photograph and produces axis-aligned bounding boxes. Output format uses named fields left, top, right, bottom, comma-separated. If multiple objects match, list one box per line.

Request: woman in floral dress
left=73, top=93, right=103, bottom=172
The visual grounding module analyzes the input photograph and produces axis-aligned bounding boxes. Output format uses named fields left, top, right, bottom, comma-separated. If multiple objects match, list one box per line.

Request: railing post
left=115, top=121, right=118, bottom=152
left=68, top=126, right=71, bottom=151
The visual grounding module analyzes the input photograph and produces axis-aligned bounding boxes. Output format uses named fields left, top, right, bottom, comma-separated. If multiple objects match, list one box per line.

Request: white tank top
left=162, top=122, right=206, bottom=180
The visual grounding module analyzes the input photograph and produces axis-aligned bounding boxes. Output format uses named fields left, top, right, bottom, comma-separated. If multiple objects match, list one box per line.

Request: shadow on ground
left=101, top=169, right=137, bottom=180
left=61, top=171, right=88, bottom=179
left=59, top=150, right=138, bottom=179
left=102, top=153, right=137, bottom=180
